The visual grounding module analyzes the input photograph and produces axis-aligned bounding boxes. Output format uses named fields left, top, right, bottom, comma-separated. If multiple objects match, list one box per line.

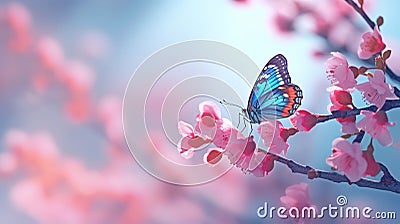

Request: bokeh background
left=1, top=0, right=399, bottom=223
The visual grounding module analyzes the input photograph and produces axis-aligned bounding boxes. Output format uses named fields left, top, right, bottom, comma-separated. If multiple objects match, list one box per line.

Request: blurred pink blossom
left=325, top=52, right=356, bottom=89
left=357, top=110, right=395, bottom=146
left=97, top=96, right=124, bottom=144
left=59, top=60, right=94, bottom=94
left=5, top=130, right=60, bottom=175
left=5, top=130, right=152, bottom=224
left=65, top=96, right=92, bottom=122
left=59, top=60, right=94, bottom=121
left=358, top=26, right=386, bottom=59
left=356, top=69, right=397, bottom=109
left=290, top=110, right=318, bottom=132
left=3, top=2, right=31, bottom=51
left=280, top=182, right=316, bottom=223
left=36, top=36, right=65, bottom=71
left=0, top=152, right=17, bottom=176
left=150, top=198, right=205, bottom=224
left=326, top=138, right=367, bottom=182
left=11, top=177, right=87, bottom=224
left=193, top=168, right=249, bottom=216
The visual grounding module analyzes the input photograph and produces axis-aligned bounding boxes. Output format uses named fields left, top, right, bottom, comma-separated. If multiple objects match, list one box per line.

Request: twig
left=316, top=99, right=400, bottom=124
left=344, top=0, right=400, bottom=83
left=353, top=130, right=365, bottom=143
left=394, top=87, right=400, bottom=98
left=270, top=152, right=400, bottom=194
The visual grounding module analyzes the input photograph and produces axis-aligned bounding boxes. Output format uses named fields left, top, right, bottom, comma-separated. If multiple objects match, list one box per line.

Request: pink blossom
left=339, top=120, right=358, bottom=134
left=356, top=70, right=397, bottom=109
left=177, top=121, right=210, bottom=159
left=269, top=1, right=298, bottom=34
left=248, top=151, right=276, bottom=177
left=325, top=52, right=356, bottom=89
left=329, top=96, right=358, bottom=134
left=326, top=138, right=367, bottom=182
left=213, top=118, right=243, bottom=149
left=203, top=148, right=224, bottom=165
left=224, top=136, right=257, bottom=171
left=258, top=121, right=297, bottom=156
left=358, top=26, right=386, bottom=59
left=195, top=101, right=221, bottom=138
left=280, top=183, right=316, bottom=216
left=330, top=89, right=353, bottom=106
left=357, top=110, right=395, bottom=146
left=290, top=110, right=318, bottom=132
left=362, top=143, right=380, bottom=177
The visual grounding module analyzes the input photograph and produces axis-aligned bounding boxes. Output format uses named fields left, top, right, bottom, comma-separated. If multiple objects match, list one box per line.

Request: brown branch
left=269, top=152, right=400, bottom=194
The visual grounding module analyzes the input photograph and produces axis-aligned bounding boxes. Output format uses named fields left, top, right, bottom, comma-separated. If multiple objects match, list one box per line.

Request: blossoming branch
left=176, top=0, right=400, bottom=194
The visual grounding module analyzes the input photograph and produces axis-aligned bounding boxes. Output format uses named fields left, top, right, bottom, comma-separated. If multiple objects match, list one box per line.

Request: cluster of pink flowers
left=322, top=25, right=396, bottom=182
left=262, top=0, right=374, bottom=58
left=177, top=101, right=292, bottom=177
left=265, top=22, right=398, bottom=183
left=178, top=19, right=398, bottom=185
left=0, top=2, right=102, bottom=122
left=177, top=101, right=322, bottom=177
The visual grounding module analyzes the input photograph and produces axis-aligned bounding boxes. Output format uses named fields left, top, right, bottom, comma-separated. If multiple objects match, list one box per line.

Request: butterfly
left=243, top=54, right=303, bottom=124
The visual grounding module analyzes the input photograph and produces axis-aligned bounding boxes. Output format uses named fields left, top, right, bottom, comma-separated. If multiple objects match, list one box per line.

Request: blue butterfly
left=243, top=54, right=303, bottom=124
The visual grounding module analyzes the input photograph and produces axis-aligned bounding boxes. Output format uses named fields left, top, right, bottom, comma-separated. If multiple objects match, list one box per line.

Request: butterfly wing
left=247, top=54, right=302, bottom=123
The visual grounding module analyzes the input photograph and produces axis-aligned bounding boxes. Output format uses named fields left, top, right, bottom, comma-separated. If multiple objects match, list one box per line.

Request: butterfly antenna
left=219, top=99, right=243, bottom=110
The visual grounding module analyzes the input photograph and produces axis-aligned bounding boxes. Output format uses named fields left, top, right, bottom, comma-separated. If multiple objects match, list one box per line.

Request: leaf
left=383, top=50, right=392, bottom=60
left=358, top=66, right=368, bottom=74
left=375, top=57, right=385, bottom=70
left=341, top=134, right=352, bottom=139
left=377, top=16, right=384, bottom=27
left=349, top=66, right=359, bottom=78
left=365, top=72, right=374, bottom=78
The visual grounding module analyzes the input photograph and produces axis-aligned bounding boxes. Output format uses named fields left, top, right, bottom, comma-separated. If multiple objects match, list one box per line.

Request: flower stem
left=352, top=130, right=365, bottom=143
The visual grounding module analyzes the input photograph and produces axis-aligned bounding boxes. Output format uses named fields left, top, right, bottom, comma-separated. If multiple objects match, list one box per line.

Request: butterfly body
left=245, top=54, right=303, bottom=124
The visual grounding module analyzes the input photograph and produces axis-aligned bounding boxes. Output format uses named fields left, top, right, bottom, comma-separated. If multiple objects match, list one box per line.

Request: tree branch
left=270, top=152, right=400, bottom=194
left=316, top=99, right=400, bottom=124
